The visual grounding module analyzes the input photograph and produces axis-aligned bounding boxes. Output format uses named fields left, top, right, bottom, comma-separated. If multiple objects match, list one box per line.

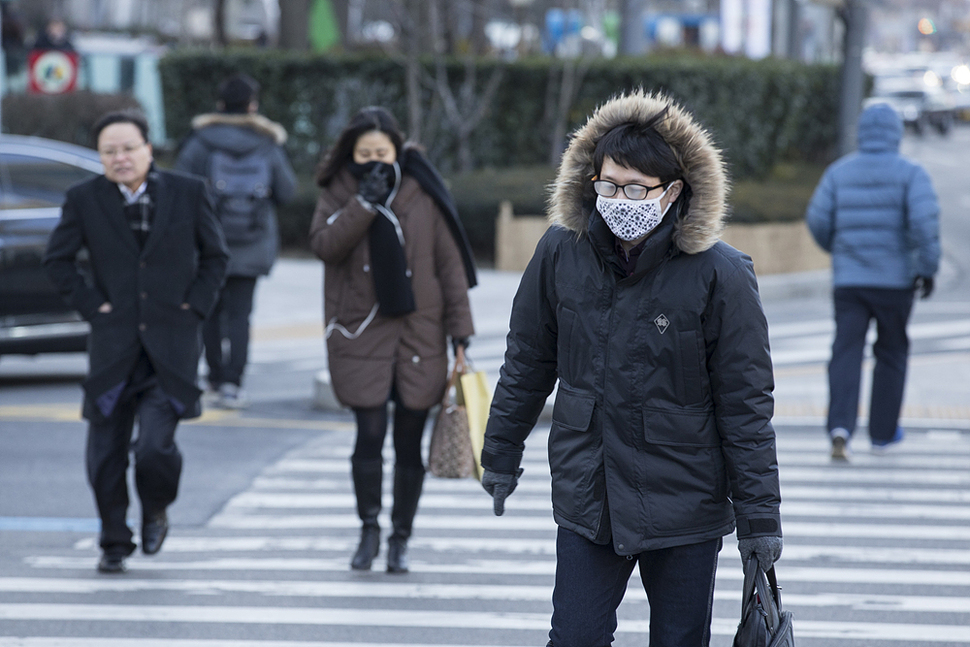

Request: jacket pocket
left=549, top=383, right=604, bottom=530
left=642, top=405, right=718, bottom=447
left=552, top=382, right=596, bottom=432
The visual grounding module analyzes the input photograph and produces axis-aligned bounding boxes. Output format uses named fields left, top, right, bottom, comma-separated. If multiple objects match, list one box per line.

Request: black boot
left=350, top=458, right=383, bottom=570
left=387, top=465, right=425, bottom=573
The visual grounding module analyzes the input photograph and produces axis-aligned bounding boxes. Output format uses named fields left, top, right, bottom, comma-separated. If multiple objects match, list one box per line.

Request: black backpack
left=207, top=147, right=273, bottom=244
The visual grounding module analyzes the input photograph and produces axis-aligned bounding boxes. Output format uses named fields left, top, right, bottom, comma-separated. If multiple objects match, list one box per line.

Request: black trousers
left=203, top=275, right=258, bottom=388
left=86, top=354, right=182, bottom=556
left=827, top=286, right=914, bottom=442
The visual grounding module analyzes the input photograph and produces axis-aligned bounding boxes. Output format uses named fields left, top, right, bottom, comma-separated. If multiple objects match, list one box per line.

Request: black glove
left=357, top=163, right=393, bottom=206
left=738, top=536, right=783, bottom=572
left=482, top=468, right=523, bottom=516
left=451, top=337, right=470, bottom=355
left=914, top=275, right=934, bottom=299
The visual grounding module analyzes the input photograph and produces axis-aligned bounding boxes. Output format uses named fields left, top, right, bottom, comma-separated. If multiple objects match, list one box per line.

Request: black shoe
left=142, top=512, right=168, bottom=555
left=351, top=524, right=381, bottom=570
left=97, top=553, right=127, bottom=574
left=386, top=535, right=409, bottom=574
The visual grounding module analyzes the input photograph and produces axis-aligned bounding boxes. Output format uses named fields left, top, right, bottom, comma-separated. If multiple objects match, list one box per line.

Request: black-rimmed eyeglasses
left=593, top=179, right=669, bottom=201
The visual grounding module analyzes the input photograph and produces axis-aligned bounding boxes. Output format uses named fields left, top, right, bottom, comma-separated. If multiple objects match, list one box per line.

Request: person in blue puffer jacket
left=806, top=102, right=941, bottom=461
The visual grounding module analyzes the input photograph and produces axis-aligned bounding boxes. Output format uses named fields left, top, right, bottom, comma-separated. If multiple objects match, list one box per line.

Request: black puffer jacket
left=482, top=91, right=781, bottom=555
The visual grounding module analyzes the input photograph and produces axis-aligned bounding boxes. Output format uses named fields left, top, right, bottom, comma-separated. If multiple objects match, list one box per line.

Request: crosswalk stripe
left=70, top=536, right=970, bottom=564
left=224, top=485, right=970, bottom=508
left=4, top=604, right=970, bottom=643
left=8, top=577, right=970, bottom=613
left=22, top=556, right=970, bottom=587
left=0, top=641, right=528, bottom=647
left=208, top=498, right=970, bottom=527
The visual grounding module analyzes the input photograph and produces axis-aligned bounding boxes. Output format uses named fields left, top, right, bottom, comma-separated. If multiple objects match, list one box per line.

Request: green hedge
left=159, top=50, right=841, bottom=259
left=160, top=50, right=840, bottom=181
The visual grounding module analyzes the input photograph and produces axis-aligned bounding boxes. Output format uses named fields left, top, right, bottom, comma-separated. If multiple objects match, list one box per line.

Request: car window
left=0, top=153, right=99, bottom=209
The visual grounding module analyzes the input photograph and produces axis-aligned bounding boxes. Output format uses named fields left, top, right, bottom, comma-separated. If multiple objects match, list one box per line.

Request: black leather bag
left=733, top=560, right=795, bottom=647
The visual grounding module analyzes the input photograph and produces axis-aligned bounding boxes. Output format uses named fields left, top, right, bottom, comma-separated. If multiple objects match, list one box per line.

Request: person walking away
left=806, top=102, right=940, bottom=461
left=44, top=110, right=228, bottom=573
left=309, top=106, right=476, bottom=573
left=480, top=90, right=783, bottom=647
left=175, top=73, right=297, bottom=408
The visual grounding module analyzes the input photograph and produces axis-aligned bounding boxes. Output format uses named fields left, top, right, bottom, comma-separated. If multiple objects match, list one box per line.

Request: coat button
left=363, top=264, right=370, bottom=272
left=139, top=323, right=147, bottom=332
left=140, top=292, right=147, bottom=300
left=139, top=261, right=146, bottom=268
left=405, top=269, right=412, bottom=277
left=617, top=543, right=625, bottom=551
left=411, top=355, right=420, bottom=364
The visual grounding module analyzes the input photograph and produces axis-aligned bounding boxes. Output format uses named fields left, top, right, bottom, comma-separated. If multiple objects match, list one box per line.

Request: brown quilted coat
left=309, top=168, right=474, bottom=410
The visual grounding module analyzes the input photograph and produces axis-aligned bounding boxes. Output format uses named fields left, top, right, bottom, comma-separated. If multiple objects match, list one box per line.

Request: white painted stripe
left=776, top=454, right=970, bottom=468
left=0, top=641, right=528, bottom=647
left=707, top=617, right=970, bottom=642
left=780, top=500, right=970, bottom=520
left=4, top=604, right=970, bottom=642
left=0, top=603, right=556, bottom=630
left=7, top=577, right=970, bottom=614
left=209, top=497, right=970, bottom=528
left=784, top=521, right=970, bottom=540
left=207, top=512, right=556, bottom=530
left=69, top=535, right=970, bottom=566
left=13, top=572, right=970, bottom=613
left=779, top=467, right=970, bottom=485
left=25, top=556, right=970, bottom=586
left=223, top=485, right=970, bottom=510
left=779, top=485, right=970, bottom=503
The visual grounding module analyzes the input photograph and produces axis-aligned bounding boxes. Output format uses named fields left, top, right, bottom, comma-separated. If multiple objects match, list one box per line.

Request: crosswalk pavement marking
left=8, top=425, right=970, bottom=646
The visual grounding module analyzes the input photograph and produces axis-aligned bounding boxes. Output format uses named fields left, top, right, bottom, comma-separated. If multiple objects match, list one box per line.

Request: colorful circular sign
left=27, top=50, right=80, bottom=94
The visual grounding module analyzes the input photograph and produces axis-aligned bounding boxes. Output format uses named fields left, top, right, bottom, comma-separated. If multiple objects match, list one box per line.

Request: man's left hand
left=738, top=536, right=783, bottom=572
left=914, top=276, right=934, bottom=299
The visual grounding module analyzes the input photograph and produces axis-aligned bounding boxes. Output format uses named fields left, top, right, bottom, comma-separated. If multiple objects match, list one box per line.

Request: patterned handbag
left=427, top=350, right=476, bottom=479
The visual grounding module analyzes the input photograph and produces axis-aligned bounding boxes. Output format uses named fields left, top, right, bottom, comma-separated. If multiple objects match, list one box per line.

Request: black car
left=0, top=135, right=103, bottom=358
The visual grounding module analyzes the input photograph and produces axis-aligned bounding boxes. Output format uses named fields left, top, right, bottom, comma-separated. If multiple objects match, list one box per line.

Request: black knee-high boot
left=350, top=458, right=383, bottom=570
left=387, top=465, right=425, bottom=573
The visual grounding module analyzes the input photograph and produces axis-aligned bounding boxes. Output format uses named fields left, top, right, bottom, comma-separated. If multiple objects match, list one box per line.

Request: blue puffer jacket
left=806, top=103, right=940, bottom=288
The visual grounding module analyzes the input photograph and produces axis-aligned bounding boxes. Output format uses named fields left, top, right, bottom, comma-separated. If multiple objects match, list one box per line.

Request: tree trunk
left=278, top=0, right=311, bottom=50
left=838, top=0, right=867, bottom=157
left=214, top=0, right=228, bottom=47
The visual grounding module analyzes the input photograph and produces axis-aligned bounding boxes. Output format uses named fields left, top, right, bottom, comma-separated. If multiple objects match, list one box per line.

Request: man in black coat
left=44, top=110, right=228, bottom=574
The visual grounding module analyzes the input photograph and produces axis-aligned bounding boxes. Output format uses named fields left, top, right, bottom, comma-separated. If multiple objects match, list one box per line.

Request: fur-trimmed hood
left=548, top=90, right=728, bottom=255
left=191, top=112, right=288, bottom=145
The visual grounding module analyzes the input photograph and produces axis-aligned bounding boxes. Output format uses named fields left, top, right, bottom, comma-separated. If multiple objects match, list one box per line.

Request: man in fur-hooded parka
left=483, top=91, right=782, bottom=560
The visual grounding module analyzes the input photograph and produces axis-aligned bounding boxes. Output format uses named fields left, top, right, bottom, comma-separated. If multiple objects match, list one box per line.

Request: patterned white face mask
left=596, top=188, right=672, bottom=242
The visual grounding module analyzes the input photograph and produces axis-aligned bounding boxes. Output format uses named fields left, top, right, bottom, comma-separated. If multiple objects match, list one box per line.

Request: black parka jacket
left=482, top=91, right=782, bottom=555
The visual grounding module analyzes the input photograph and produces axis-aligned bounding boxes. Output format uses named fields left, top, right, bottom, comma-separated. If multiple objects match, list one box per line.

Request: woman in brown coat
left=309, top=107, right=476, bottom=573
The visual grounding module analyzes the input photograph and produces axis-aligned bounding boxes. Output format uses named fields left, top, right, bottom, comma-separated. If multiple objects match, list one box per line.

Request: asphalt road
left=1, top=124, right=968, bottom=646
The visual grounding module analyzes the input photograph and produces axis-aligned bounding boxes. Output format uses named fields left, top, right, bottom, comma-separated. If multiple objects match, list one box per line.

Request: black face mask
left=347, top=160, right=393, bottom=180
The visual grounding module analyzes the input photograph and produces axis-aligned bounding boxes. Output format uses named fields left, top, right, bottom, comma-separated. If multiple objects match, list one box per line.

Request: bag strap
left=441, top=346, right=467, bottom=406
left=741, top=559, right=782, bottom=631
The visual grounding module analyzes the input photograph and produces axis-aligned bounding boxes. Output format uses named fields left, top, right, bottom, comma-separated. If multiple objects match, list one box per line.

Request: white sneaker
left=218, top=383, right=248, bottom=409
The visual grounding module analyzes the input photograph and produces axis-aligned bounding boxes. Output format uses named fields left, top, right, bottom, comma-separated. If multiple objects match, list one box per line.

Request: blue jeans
left=827, top=286, right=914, bottom=443
left=548, top=527, right=721, bottom=647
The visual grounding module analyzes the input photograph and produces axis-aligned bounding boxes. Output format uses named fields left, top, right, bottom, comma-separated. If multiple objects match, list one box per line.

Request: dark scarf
left=349, top=151, right=478, bottom=318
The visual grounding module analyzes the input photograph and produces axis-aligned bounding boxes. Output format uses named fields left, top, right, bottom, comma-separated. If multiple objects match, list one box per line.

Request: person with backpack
left=175, top=73, right=297, bottom=408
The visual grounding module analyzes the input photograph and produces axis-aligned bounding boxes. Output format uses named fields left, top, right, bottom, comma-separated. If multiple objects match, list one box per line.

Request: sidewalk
left=253, top=258, right=970, bottom=430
